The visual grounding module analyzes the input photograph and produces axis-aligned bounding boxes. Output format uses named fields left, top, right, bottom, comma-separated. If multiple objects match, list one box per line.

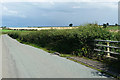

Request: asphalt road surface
left=1, top=35, right=109, bottom=78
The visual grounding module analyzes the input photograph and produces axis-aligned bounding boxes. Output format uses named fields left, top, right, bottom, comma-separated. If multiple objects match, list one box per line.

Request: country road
left=1, top=35, right=109, bottom=78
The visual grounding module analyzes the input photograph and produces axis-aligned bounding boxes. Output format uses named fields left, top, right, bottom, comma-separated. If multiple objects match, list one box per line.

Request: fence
left=94, top=39, right=120, bottom=59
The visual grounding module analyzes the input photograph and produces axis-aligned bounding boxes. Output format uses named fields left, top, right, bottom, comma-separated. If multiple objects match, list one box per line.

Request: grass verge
left=16, top=39, right=56, bottom=53
left=67, top=58, right=120, bottom=79
left=15, top=38, right=120, bottom=79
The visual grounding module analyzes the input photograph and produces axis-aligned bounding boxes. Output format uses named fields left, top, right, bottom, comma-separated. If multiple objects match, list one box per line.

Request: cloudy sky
left=1, top=0, right=119, bottom=27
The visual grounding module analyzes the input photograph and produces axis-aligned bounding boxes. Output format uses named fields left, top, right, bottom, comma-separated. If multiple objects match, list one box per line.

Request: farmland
left=8, top=27, right=78, bottom=31
left=106, top=26, right=118, bottom=30
left=106, top=26, right=119, bottom=32
left=1, top=29, right=13, bottom=32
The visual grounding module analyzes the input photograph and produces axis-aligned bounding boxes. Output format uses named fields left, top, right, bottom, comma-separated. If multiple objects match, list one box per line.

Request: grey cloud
left=2, top=2, right=118, bottom=27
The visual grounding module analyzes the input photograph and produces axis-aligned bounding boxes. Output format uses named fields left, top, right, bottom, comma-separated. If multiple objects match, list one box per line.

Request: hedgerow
left=7, top=24, right=120, bottom=59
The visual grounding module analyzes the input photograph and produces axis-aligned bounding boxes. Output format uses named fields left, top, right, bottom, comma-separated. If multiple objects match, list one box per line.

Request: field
left=8, top=27, right=78, bottom=31
left=1, top=29, right=13, bottom=32
left=106, top=26, right=119, bottom=30
left=105, top=26, right=119, bottom=33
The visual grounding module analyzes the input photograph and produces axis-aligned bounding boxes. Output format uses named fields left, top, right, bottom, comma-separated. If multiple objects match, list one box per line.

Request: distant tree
left=95, top=23, right=98, bottom=26
left=2, top=26, right=7, bottom=29
left=115, top=23, right=118, bottom=26
left=106, top=23, right=109, bottom=26
left=69, top=23, right=73, bottom=27
left=89, top=23, right=92, bottom=26
left=103, top=24, right=107, bottom=28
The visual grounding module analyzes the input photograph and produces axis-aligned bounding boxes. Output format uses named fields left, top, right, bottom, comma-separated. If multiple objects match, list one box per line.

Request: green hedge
left=8, top=24, right=120, bottom=59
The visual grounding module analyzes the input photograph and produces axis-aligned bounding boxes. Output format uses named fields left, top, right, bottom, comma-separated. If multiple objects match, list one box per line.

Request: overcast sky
left=1, top=0, right=118, bottom=27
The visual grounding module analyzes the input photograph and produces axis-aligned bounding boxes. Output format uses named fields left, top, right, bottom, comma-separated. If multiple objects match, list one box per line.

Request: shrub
left=69, top=23, right=73, bottom=27
left=7, top=24, right=119, bottom=59
left=103, top=24, right=107, bottom=28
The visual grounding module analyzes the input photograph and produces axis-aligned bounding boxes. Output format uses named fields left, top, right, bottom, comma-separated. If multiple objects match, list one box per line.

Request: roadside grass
left=68, top=58, right=120, bottom=79
left=17, top=38, right=75, bottom=57
left=0, top=32, right=1, bottom=35
left=15, top=38, right=120, bottom=79
left=17, top=38, right=79, bottom=58
left=16, top=38, right=56, bottom=53
left=0, top=29, right=2, bottom=35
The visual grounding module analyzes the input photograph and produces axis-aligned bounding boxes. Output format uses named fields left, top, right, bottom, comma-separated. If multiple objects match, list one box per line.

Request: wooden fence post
left=107, top=42, right=110, bottom=57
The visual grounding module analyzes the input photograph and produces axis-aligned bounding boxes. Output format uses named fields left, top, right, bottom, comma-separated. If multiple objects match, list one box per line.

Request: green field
left=1, top=29, right=13, bottom=32
left=106, top=26, right=119, bottom=30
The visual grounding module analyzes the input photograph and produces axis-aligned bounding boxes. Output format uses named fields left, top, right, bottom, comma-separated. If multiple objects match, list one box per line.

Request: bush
left=103, top=24, right=107, bottom=28
left=7, top=24, right=119, bottom=59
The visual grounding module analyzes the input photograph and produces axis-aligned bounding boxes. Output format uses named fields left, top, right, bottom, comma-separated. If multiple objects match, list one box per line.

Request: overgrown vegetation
left=7, top=24, right=120, bottom=58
